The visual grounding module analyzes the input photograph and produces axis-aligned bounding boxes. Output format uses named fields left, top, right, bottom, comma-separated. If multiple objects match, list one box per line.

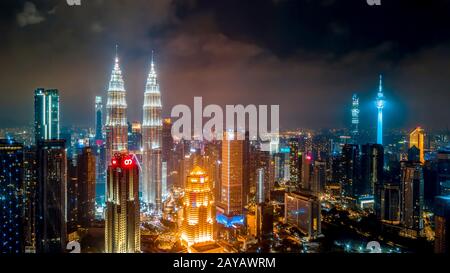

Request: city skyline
left=1, top=1, right=450, bottom=130
left=1, top=0, right=450, bottom=258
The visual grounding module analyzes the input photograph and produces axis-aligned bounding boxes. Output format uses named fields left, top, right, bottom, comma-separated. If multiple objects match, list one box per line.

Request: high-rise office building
left=341, top=144, right=359, bottom=197
left=217, top=131, right=244, bottom=226
left=95, top=96, right=103, bottom=141
left=128, top=121, right=142, bottom=152
left=380, top=182, right=400, bottom=224
left=256, top=168, right=266, bottom=204
left=284, top=191, right=321, bottom=239
left=434, top=195, right=450, bottom=253
left=351, top=94, right=360, bottom=143
left=77, top=147, right=96, bottom=227
left=34, top=88, right=60, bottom=144
left=161, top=161, right=168, bottom=200
left=162, top=118, right=174, bottom=188
left=301, top=153, right=313, bottom=191
left=288, top=138, right=300, bottom=185
left=0, top=139, right=24, bottom=253
left=409, top=127, right=425, bottom=164
left=95, top=141, right=106, bottom=206
left=242, top=132, right=251, bottom=209
left=204, top=141, right=222, bottom=204
left=94, top=96, right=107, bottom=205
left=23, top=146, right=37, bottom=250
left=375, top=75, right=385, bottom=145
left=253, top=148, right=272, bottom=201
left=67, top=159, right=78, bottom=232
left=437, top=148, right=450, bottom=195
left=400, top=162, right=424, bottom=236
left=360, top=144, right=384, bottom=197
left=162, top=118, right=173, bottom=162
left=359, top=144, right=384, bottom=219
left=105, top=48, right=128, bottom=166
left=181, top=167, right=214, bottom=247
left=36, top=140, right=67, bottom=253
left=273, top=152, right=285, bottom=182
left=312, top=160, right=326, bottom=195
left=142, top=52, right=163, bottom=212
left=256, top=203, right=273, bottom=241
left=105, top=153, right=140, bottom=253
left=408, top=146, right=421, bottom=163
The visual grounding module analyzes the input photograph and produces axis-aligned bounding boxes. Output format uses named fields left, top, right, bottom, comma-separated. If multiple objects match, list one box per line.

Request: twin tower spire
left=105, top=46, right=163, bottom=212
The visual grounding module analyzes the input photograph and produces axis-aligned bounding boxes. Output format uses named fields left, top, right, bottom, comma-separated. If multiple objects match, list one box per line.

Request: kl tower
left=376, top=74, right=385, bottom=145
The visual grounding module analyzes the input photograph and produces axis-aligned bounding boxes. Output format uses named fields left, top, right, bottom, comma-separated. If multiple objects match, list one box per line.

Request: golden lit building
left=105, top=153, right=140, bottom=253
left=219, top=131, right=244, bottom=217
left=409, top=127, right=425, bottom=164
left=181, top=167, right=215, bottom=247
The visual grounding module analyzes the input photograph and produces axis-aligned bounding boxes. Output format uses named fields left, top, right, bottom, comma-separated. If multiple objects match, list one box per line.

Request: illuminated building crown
left=376, top=74, right=385, bottom=109
left=108, top=46, right=125, bottom=92
left=145, top=51, right=160, bottom=94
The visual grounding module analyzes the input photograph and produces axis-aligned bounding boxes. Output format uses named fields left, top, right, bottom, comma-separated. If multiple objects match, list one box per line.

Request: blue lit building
left=216, top=213, right=245, bottom=228
left=0, top=139, right=24, bottom=253
left=375, top=75, right=385, bottom=145
left=34, top=88, right=60, bottom=144
left=351, top=94, right=360, bottom=143
left=95, top=96, right=103, bottom=141
left=94, top=96, right=106, bottom=207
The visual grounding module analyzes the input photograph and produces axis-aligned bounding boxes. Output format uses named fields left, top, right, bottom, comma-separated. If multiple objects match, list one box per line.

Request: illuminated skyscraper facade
left=288, top=138, right=300, bottom=186
left=217, top=132, right=244, bottom=226
left=409, top=127, right=425, bottom=164
left=34, top=88, right=60, bottom=144
left=181, top=167, right=214, bottom=247
left=142, top=53, right=162, bottom=212
left=376, top=75, right=385, bottom=145
left=0, top=139, right=24, bottom=253
left=105, top=153, right=140, bottom=253
left=351, top=94, right=360, bottom=143
left=105, top=49, right=128, bottom=166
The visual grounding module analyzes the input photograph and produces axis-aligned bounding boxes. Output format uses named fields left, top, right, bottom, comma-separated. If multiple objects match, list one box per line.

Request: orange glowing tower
left=181, top=167, right=214, bottom=247
left=409, top=127, right=425, bottom=164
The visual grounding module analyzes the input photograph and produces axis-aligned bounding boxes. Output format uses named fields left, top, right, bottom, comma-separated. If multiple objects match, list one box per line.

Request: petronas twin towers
left=105, top=47, right=162, bottom=212
left=142, top=53, right=163, bottom=211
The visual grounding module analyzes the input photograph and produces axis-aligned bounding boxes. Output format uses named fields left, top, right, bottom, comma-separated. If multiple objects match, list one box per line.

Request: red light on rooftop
left=124, top=158, right=133, bottom=166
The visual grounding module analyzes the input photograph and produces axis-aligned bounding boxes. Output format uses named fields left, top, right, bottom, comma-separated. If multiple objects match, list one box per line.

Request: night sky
left=1, top=0, right=450, bottom=131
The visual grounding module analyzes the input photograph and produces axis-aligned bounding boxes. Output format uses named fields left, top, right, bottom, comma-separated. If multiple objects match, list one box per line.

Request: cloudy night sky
left=1, top=0, right=450, bottom=131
